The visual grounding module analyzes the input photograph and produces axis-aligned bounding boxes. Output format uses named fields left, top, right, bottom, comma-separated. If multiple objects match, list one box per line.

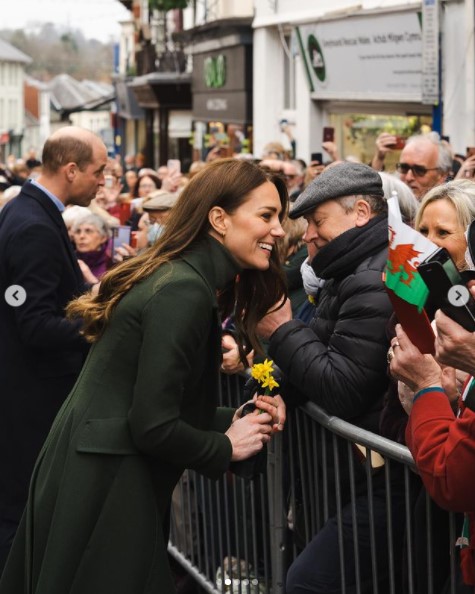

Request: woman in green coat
left=0, top=158, right=289, bottom=594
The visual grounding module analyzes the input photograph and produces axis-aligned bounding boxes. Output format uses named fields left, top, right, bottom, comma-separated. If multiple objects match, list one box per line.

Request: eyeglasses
left=396, top=163, right=440, bottom=177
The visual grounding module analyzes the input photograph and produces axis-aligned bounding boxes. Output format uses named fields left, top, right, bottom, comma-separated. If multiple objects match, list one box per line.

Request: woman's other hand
left=225, top=412, right=273, bottom=461
left=77, top=258, right=99, bottom=285
left=220, top=333, right=254, bottom=374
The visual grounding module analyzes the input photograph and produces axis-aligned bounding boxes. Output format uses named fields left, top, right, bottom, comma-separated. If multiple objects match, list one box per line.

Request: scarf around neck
left=76, top=241, right=110, bottom=279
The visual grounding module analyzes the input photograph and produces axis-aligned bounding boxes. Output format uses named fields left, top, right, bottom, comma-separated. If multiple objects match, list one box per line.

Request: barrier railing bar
left=403, top=465, right=415, bottom=594
left=320, top=421, right=330, bottom=523
left=347, top=439, right=362, bottom=594
left=168, top=543, right=218, bottom=594
left=333, top=433, right=347, bottom=593
left=302, top=402, right=415, bottom=468
left=384, top=459, right=396, bottom=594
left=364, top=448, right=379, bottom=594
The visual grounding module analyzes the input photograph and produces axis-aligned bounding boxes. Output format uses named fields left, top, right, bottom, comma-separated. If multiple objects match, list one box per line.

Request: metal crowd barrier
left=168, top=373, right=462, bottom=594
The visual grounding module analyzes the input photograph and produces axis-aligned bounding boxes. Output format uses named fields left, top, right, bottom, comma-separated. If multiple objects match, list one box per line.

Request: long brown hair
left=67, top=158, right=289, bottom=356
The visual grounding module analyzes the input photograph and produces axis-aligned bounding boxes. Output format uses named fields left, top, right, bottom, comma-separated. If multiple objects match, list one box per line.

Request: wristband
left=413, top=386, right=445, bottom=404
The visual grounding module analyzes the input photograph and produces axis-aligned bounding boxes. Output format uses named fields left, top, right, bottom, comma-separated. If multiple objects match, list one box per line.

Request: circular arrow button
left=448, top=285, right=470, bottom=308
left=4, top=284, right=27, bottom=307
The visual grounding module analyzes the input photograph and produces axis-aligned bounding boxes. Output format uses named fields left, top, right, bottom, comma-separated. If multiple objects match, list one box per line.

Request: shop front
left=296, top=7, right=436, bottom=165
left=253, top=5, right=438, bottom=165
left=128, top=71, right=192, bottom=168
left=188, top=18, right=253, bottom=161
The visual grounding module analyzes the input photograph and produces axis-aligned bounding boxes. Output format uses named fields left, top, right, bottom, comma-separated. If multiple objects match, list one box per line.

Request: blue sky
left=3, top=0, right=131, bottom=43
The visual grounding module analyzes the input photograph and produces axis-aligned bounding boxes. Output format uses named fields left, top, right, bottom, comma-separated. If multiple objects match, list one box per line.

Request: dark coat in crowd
left=0, top=181, right=89, bottom=526
left=269, top=215, right=392, bottom=429
left=0, top=236, right=238, bottom=594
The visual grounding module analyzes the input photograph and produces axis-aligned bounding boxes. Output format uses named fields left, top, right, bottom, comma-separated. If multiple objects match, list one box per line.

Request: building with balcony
left=115, top=0, right=255, bottom=169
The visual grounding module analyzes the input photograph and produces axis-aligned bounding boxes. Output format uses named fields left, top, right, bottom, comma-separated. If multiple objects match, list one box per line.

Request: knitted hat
left=289, top=161, right=384, bottom=219
left=142, top=190, right=178, bottom=211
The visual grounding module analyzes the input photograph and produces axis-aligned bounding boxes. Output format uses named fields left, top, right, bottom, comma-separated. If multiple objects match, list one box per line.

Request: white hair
left=62, top=205, right=91, bottom=227
left=378, top=172, right=419, bottom=225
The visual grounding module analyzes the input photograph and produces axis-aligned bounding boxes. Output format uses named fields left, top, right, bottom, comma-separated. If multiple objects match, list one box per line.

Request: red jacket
left=406, top=389, right=475, bottom=586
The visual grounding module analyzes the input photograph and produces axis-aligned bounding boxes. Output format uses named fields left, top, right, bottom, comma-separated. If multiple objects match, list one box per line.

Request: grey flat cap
left=142, top=190, right=178, bottom=211
left=289, top=161, right=384, bottom=219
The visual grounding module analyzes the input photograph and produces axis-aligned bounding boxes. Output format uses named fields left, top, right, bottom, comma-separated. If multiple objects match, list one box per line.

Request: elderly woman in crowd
left=388, top=179, right=475, bottom=589
left=71, top=213, right=113, bottom=282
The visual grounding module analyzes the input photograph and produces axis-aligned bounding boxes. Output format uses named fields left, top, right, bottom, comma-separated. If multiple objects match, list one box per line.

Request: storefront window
left=192, top=121, right=253, bottom=161
left=329, top=113, right=433, bottom=169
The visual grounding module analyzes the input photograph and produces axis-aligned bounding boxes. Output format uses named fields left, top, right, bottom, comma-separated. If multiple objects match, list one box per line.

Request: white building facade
left=0, top=39, right=31, bottom=161
left=253, top=0, right=472, bottom=164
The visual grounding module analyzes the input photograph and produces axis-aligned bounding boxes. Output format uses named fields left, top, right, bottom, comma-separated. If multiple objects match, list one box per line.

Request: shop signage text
left=299, top=11, right=424, bottom=102
left=206, top=98, right=228, bottom=111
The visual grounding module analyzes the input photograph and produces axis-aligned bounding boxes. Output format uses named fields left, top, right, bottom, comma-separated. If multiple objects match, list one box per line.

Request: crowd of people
left=1, top=125, right=475, bottom=593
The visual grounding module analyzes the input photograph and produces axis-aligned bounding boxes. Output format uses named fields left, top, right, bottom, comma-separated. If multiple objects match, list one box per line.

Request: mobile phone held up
left=322, top=126, right=334, bottom=143
left=112, top=225, right=132, bottom=253
left=418, top=247, right=475, bottom=331
left=311, top=152, right=323, bottom=164
left=167, top=159, right=181, bottom=175
left=390, top=136, right=406, bottom=150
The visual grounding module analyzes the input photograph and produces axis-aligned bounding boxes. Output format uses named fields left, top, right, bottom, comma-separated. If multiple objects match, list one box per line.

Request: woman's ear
left=208, top=206, right=228, bottom=238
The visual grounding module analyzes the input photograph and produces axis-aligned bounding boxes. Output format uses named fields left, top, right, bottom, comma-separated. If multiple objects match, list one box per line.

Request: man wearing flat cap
left=136, top=189, right=178, bottom=249
left=258, top=161, right=396, bottom=593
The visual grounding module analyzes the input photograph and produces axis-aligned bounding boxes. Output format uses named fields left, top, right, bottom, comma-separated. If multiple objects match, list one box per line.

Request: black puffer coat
left=269, top=215, right=393, bottom=431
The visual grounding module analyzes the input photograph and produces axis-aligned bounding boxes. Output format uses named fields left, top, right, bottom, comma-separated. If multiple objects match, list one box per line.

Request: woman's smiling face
left=221, top=181, right=285, bottom=270
left=417, top=198, right=467, bottom=269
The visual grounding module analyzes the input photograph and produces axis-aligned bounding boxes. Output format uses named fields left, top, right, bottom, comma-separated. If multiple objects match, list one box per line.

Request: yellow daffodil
left=251, top=359, right=278, bottom=394
left=261, top=375, right=280, bottom=391
left=251, top=363, right=266, bottom=382
left=261, top=358, right=274, bottom=375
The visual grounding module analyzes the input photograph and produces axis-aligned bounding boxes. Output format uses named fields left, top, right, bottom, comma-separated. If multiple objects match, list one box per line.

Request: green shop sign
left=204, top=55, right=226, bottom=89
left=308, top=34, right=326, bottom=82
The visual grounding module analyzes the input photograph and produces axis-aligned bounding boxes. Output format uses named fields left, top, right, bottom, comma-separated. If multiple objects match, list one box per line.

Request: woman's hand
left=220, top=334, right=254, bottom=374
left=77, top=259, right=99, bottom=285
left=225, top=413, right=273, bottom=461
left=389, top=324, right=442, bottom=393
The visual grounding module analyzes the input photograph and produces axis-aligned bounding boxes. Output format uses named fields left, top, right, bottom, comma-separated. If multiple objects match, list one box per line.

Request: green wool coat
left=0, top=235, right=240, bottom=594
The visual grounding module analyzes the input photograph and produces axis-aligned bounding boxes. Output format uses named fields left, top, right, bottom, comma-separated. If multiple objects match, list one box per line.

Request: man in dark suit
left=0, top=126, right=108, bottom=572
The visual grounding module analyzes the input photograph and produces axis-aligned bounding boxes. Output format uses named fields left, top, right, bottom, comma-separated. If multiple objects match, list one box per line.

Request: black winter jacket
left=269, top=215, right=393, bottom=432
